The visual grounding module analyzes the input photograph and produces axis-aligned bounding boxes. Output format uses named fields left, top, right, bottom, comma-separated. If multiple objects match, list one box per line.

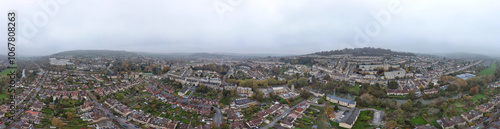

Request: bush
left=318, top=99, right=325, bottom=104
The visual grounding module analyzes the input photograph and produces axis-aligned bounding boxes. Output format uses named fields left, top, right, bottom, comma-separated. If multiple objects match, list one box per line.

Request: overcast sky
left=1, top=0, right=499, bottom=56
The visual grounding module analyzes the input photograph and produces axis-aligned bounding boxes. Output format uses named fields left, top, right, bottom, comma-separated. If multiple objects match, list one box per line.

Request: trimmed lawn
left=0, top=92, right=6, bottom=99
left=479, top=63, right=497, bottom=75
left=472, top=94, right=485, bottom=102
left=0, top=68, right=16, bottom=76
left=410, top=116, right=428, bottom=125
left=348, top=86, right=360, bottom=95
left=429, top=120, right=440, bottom=128
left=352, top=111, right=374, bottom=129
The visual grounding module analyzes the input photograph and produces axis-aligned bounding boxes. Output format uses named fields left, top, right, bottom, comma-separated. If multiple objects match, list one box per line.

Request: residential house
left=339, top=108, right=360, bottom=129
left=326, top=95, right=356, bottom=108
left=461, top=110, right=483, bottom=122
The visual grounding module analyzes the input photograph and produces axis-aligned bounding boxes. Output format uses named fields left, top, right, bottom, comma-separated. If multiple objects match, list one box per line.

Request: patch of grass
left=429, top=120, right=440, bottom=128
left=352, top=111, right=374, bottom=129
left=290, top=97, right=304, bottom=106
left=410, top=116, right=428, bottom=125
left=0, top=68, right=17, bottom=76
left=472, top=94, right=485, bottom=102
left=348, top=86, right=360, bottom=95
left=0, top=92, right=6, bottom=99
left=479, top=63, right=497, bottom=75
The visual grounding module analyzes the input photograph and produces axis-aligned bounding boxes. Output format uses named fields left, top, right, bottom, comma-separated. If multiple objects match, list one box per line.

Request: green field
left=410, top=116, right=428, bottom=125
left=472, top=94, right=485, bottom=102
left=429, top=120, right=440, bottom=128
left=479, top=63, right=497, bottom=75
left=0, top=64, right=18, bottom=76
left=0, top=68, right=17, bottom=76
left=352, top=111, right=374, bottom=129
left=348, top=86, right=360, bottom=95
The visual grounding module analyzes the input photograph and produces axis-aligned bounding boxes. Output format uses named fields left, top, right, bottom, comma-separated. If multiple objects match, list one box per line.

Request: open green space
left=410, top=116, right=428, bottom=125
left=352, top=111, right=374, bottom=129
left=0, top=68, right=16, bottom=76
left=472, top=94, right=485, bottom=102
left=348, top=86, right=360, bottom=95
left=0, top=91, right=7, bottom=99
left=479, top=63, right=497, bottom=75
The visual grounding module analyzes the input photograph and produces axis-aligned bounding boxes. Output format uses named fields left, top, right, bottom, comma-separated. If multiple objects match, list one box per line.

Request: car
left=135, top=125, right=140, bottom=128
left=0, top=121, right=3, bottom=124
left=126, top=122, right=129, bottom=124
left=478, top=121, right=481, bottom=124
left=123, top=125, right=127, bottom=128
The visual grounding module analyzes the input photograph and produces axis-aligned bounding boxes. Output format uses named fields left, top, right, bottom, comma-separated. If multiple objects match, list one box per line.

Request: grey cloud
left=0, top=0, right=498, bottom=56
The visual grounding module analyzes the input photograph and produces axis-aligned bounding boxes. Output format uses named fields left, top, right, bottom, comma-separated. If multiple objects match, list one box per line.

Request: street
left=86, top=90, right=137, bottom=129
left=260, top=100, right=307, bottom=129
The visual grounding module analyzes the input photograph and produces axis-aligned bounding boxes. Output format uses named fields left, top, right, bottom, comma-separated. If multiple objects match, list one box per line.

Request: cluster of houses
left=177, top=102, right=212, bottom=116
left=103, top=98, right=183, bottom=129
left=81, top=107, right=109, bottom=124
left=279, top=103, right=310, bottom=128
left=232, top=98, right=254, bottom=108
left=1, top=99, right=44, bottom=128
left=12, top=88, right=32, bottom=106
left=490, top=82, right=500, bottom=88
left=437, top=94, right=500, bottom=129
left=166, top=68, right=222, bottom=89
left=326, top=95, right=356, bottom=108
left=226, top=109, right=244, bottom=122
left=190, top=97, right=220, bottom=106
left=93, top=80, right=141, bottom=96
left=38, top=90, right=87, bottom=100
left=387, top=79, right=439, bottom=97
left=325, top=95, right=361, bottom=129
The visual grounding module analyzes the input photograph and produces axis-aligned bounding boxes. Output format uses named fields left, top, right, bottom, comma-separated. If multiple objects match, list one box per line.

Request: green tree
left=116, top=93, right=125, bottom=100
left=299, top=90, right=312, bottom=99
left=408, top=91, right=418, bottom=100
left=401, top=99, right=413, bottom=112
left=388, top=81, right=398, bottom=89
left=51, top=117, right=64, bottom=128
left=297, top=77, right=308, bottom=88
left=317, top=98, right=325, bottom=104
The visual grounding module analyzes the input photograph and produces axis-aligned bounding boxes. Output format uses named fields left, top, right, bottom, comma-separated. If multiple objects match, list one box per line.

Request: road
left=1, top=64, right=45, bottom=128
left=261, top=100, right=307, bottom=129
left=86, top=90, right=137, bottom=129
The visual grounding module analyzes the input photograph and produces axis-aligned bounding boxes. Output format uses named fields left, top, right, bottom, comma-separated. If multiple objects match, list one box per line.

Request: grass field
left=348, top=86, right=360, bottom=95
left=429, top=120, right=440, bottom=128
left=0, top=92, right=6, bottom=99
left=352, top=111, right=374, bottom=129
left=0, top=68, right=17, bottom=76
left=472, top=94, right=485, bottom=102
left=410, top=116, right=428, bottom=125
left=479, top=63, right=497, bottom=75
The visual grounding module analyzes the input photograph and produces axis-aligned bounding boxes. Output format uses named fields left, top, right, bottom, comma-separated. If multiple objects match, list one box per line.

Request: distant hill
left=52, top=50, right=139, bottom=57
left=139, top=52, right=291, bottom=59
left=438, top=52, right=490, bottom=59
left=310, top=47, right=415, bottom=56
